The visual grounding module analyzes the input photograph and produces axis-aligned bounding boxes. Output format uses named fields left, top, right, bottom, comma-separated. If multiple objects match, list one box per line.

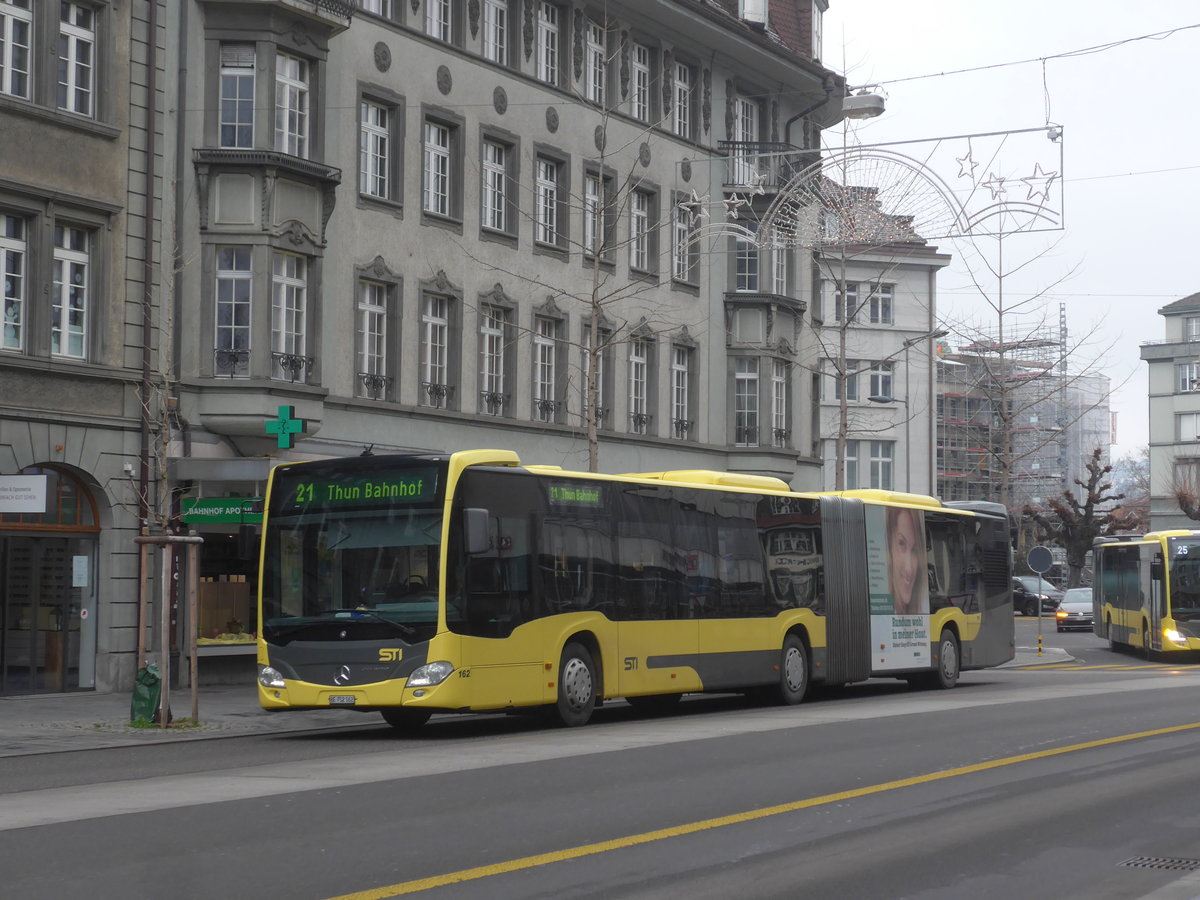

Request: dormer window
left=740, top=0, right=767, bottom=26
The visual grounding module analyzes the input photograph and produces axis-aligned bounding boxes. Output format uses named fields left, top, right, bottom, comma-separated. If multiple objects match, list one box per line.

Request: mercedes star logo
left=333, top=665, right=351, bottom=686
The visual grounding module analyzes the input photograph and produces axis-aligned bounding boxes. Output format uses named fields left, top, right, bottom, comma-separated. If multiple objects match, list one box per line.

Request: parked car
left=1012, top=577, right=1060, bottom=616
left=1056, top=587, right=1095, bottom=632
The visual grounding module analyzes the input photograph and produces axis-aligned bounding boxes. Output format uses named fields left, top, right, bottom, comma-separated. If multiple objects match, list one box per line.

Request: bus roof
left=816, top=489, right=944, bottom=510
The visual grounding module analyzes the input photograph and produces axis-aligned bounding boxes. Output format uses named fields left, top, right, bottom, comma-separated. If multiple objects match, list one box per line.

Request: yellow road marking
left=327, top=720, right=1200, bottom=899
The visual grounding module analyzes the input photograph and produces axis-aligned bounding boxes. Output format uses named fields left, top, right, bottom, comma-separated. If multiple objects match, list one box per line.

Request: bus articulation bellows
left=256, top=450, right=1015, bottom=728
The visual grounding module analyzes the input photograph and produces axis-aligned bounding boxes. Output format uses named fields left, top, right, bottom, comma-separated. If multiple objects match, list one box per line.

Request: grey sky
left=823, top=1, right=1200, bottom=459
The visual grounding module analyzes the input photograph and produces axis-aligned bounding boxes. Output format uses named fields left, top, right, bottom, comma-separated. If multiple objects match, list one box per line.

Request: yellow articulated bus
left=1094, top=530, right=1200, bottom=655
left=256, top=449, right=1014, bottom=729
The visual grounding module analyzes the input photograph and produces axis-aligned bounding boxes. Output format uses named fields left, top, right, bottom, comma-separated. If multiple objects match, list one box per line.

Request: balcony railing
left=213, top=347, right=249, bottom=377
left=480, top=391, right=508, bottom=415
left=357, top=372, right=392, bottom=400
left=717, top=142, right=814, bottom=190
left=272, top=351, right=313, bottom=384
left=672, top=418, right=693, bottom=439
left=629, top=412, right=652, bottom=435
left=534, top=398, right=561, bottom=423
left=421, top=382, right=454, bottom=409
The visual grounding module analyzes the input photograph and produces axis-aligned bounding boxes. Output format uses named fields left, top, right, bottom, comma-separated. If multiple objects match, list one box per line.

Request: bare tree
left=1024, top=448, right=1124, bottom=589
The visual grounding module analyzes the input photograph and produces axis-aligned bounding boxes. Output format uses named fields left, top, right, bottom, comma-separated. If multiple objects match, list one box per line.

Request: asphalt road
left=6, top=622, right=1200, bottom=900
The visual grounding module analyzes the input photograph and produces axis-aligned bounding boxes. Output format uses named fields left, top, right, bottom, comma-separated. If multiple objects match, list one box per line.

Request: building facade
left=1142, top=293, right=1200, bottom=532
left=0, top=0, right=844, bottom=693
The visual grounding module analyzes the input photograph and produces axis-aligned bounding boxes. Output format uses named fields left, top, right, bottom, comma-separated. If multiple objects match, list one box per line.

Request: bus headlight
left=407, top=661, right=454, bottom=687
left=258, top=666, right=286, bottom=688
left=1164, top=629, right=1189, bottom=645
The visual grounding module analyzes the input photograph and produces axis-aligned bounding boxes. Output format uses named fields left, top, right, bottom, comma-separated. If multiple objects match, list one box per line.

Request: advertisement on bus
left=866, top=505, right=930, bottom=669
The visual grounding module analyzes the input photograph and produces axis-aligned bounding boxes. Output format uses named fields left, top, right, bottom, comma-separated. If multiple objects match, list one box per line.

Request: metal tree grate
left=1118, top=857, right=1200, bottom=872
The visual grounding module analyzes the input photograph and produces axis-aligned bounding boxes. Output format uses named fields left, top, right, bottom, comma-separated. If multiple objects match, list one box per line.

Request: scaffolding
left=936, top=307, right=1110, bottom=512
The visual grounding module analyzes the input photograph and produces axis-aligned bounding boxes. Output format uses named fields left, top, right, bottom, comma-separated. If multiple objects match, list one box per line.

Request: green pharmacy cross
left=265, top=405, right=307, bottom=449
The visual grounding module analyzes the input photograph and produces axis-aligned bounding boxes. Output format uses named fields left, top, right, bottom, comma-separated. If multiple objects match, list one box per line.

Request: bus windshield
left=1168, top=538, right=1200, bottom=621
left=261, top=461, right=445, bottom=644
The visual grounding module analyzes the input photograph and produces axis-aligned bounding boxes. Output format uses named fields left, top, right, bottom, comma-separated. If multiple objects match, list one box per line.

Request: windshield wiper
left=324, top=608, right=418, bottom=639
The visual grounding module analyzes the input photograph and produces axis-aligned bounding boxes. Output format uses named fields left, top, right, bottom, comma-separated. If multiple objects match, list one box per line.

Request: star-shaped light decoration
left=955, top=147, right=979, bottom=181
left=747, top=171, right=769, bottom=195
left=676, top=189, right=709, bottom=227
left=1020, top=163, right=1058, bottom=204
left=723, top=193, right=750, bottom=220
left=982, top=172, right=1008, bottom=200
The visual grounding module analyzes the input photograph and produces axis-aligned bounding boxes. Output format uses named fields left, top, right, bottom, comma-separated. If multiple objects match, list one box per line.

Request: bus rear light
left=407, top=661, right=454, bottom=687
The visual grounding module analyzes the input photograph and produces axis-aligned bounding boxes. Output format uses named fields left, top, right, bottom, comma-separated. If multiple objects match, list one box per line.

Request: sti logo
left=378, top=648, right=403, bottom=662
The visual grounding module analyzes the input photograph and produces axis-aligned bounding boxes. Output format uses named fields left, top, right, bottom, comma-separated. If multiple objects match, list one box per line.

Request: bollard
left=1037, top=633, right=1043, bottom=657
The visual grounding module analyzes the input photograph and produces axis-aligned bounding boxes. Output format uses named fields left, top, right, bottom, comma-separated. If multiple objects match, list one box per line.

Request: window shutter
left=221, top=44, right=256, bottom=68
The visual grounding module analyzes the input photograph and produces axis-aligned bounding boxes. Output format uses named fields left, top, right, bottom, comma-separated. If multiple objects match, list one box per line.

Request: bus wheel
left=777, top=634, right=809, bottom=705
left=1107, top=617, right=1118, bottom=651
left=910, top=631, right=960, bottom=690
left=380, top=708, right=431, bottom=731
left=556, top=643, right=597, bottom=727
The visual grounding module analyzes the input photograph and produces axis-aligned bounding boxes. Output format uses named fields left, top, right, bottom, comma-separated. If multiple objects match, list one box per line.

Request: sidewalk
left=0, top=647, right=1070, bottom=758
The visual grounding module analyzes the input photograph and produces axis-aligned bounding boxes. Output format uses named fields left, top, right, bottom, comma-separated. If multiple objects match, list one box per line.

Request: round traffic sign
left=1027, top=545, right=1053, bottom=574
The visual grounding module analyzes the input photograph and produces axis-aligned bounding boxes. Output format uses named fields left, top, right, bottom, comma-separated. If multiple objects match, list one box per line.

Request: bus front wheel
left=380, top=708, right=432, bottom=731
left=776, top=634, right=809, bottom=705
left=556, top=642, right=597, bottom=727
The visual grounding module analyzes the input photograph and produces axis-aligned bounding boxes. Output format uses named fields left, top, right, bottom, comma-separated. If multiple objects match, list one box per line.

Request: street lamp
left=868, top=328, right=950, bottom=492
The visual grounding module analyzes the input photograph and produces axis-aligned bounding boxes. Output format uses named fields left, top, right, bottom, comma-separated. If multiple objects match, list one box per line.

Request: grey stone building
left=0, top=0, right=845, bottom=693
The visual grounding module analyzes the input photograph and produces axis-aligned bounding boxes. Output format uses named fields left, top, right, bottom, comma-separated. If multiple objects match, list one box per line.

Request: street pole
left=904, top=341, right=912, bottom=492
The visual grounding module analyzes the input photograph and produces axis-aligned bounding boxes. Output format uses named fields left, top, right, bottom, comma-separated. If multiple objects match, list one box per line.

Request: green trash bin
left=131, top=664, right=162, bottom=725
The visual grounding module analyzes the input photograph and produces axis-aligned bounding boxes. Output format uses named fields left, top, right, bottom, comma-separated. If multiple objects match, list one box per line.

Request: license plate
left=328, top=695, right=357, bottom=705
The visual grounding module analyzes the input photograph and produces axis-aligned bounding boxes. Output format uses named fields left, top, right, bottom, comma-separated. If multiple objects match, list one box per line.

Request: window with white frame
left=584, top=20, right=605, bottom=104
left=0, top=0, right=32, bottom=100
left=422, top=120, right=451, bottom=216
left=629, top=338, right=649, bottom=434
left=735, top=234, right=758, bottom=291
left=219, top=44, right=256, bottom=149
left=1179, top=413, right=1200, bottom=442
left=536, top=2, right=558, bottom=85
left=812, top=0, right=823, bottom=61
left=1, top=213, right=26, bottom=351
left=1179, top=363, right=1200, bottom=393
left=1174, top=458, right=1200, bottom=489
left=739, top=0, right=767, bottom=24
left=868, top=361, right=893, bottom=398
left=844, top=440, right=859, bottom=488
left=359, top=0, right=392, bottom=15
left=580, top=170, right=600, bottom=259
left=533, top=316, right=558, bottom=422
left=832, top=359, right=858, bottom=401
left=833, top=282, right=858, bottom=322
left=731, top=96, right=759, bottom=184
left=270, top=251, right=307, bottom=380
left=535, top=156, right=559, bottom=245
left=868, top=283, right=893, bottom=324
left=582, top=328, right=607, bottom=425
left=672, top=201, right=695, bottom=282
left=772, top=247, right=788, bottom=295
left=481, top=139, right=507, bottom=232
left=215, top=246, right=252, bottom=376
left=771, top=360, right=788, bottom=445
left=482, top=0, right=507, bottom=63
left=480, top=304, right=507, bottom=415
left=356, top=278, right=389, bottom=398
left=420, top=293, right=451, bottom=407
left=274, top=52, right=309, bottom=158
left=869, top=441, right=894, bottom=489
left=51, top=224, right=89, bottom=359
left=360, top=100, right=390, bottom=199
left=630, top=190, right=651, bottom=272
left=425, top=0, right=451, bottom=41
left=57, top=2, right=94, bottom=116
left=734, top=357, right=759, bottom=446
left=671, top=345, right=692, bottom=438
left=630, top=41, right=650, bottom=122
left=1186, top=316, right=1200, bottom=340
left=672, top=62, right=691, bottom=138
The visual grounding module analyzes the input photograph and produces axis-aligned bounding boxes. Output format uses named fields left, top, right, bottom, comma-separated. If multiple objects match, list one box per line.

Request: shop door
left=0, top=536, right=94, bottom=694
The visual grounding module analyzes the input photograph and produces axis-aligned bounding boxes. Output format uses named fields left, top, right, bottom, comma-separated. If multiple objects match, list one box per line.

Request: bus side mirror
left=463, top=508, right=490, bottom=555
left=1151, top=555, right=1164, bottom=581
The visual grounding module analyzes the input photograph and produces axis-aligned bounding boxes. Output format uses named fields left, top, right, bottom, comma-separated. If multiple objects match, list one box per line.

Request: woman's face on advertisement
left=891, top=512, right=920, bottom=604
